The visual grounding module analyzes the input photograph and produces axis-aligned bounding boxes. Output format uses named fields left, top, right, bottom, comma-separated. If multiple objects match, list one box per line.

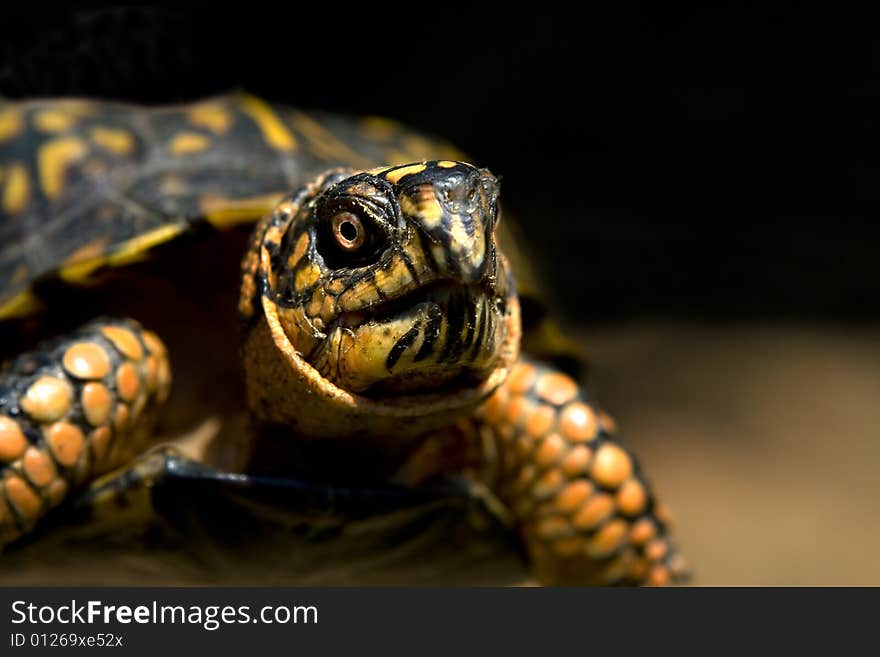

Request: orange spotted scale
left=0, top=94, right=687, bottom=586
left=0, top=319, right=168, bottom=542
left=465, top=359, right=688, bottom=585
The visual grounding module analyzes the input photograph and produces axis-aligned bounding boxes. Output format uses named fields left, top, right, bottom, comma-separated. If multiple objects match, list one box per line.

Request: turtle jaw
left=309, top=279, right=512, bottom=396
left=245, top=282, right=520, bottom=442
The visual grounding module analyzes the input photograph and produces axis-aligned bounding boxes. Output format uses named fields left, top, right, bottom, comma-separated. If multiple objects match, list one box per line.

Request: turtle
left=0, top=93, right=688, bottom=585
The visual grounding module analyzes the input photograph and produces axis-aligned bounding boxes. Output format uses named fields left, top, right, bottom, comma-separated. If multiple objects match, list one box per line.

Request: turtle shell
left=0, top=93, right=578, bottom=369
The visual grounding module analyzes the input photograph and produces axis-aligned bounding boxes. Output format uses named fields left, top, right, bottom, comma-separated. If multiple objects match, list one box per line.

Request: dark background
left=3, top=3, right=880, bottom=586
left=1, top=2, right=878, bottom=322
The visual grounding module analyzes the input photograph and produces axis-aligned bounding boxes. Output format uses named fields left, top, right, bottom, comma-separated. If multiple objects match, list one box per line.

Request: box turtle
left=0, top=93, right=688, bottom=585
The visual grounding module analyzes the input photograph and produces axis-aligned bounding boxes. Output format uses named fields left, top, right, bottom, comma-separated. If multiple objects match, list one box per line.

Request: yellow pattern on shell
left=288, top=111, right=373, bottom=169
left=38, top=137, right=88, bottom=200
left=359, top=116, right=399, bottom=139
left=0, top=109, right=24, bottom=143
left=2, top=162, right=30, bottom=215
left=239, top=95, right=298, bottom=152
left=90, top=127, right=136, bottom=155
left=66, top=237, right=112, bottom=264
left=402, top=135, right=437, bottom=160
left=59, top=224, right=185, bottom=283
left=0, top=290, right=41, bottom=320
left=33, top=111, right=76, bottom=133
left=188, top=104, right=234, bottom=134
left=168, top=132, right=211, bottom=156
left=104, top=224, right=187, bottom=268
left=383, top=149, right=416, bottom=167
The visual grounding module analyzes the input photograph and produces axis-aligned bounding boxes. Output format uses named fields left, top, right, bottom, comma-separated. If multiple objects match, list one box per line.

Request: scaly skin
left=0, top=319, right=170, bottom=545
left=395, top=355, right=689, bottom=585
left=468, top=357, right=688, bottom=585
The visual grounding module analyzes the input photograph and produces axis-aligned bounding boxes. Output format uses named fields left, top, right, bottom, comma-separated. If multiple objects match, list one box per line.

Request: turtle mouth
left=310, top=279, right=510, bottom=396
left=335, top=279, right=503, bottom=328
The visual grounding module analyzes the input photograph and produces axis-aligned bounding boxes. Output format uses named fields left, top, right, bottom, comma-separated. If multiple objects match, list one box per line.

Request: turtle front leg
left=0, top=318, right=171, bottom=547
left=466, top=356, right=689, bottom=586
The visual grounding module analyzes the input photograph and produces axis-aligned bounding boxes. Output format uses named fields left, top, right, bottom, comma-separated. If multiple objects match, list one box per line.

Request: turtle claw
left=74, top=445, right=188, bottom=515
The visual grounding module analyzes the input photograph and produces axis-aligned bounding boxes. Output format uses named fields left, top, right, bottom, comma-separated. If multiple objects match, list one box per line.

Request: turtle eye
left=316, top=202, right=385, bottom=269
left=332, top=212, right=366, bottom=251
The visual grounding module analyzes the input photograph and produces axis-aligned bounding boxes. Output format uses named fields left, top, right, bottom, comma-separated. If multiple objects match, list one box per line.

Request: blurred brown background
left=2, top=2, right=880, bottom=585
left=581, top=323, right=880, bottom=585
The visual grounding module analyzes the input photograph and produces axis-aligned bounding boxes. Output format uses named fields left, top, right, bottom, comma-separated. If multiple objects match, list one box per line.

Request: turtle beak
left=399, top=168, right=501, bottom=287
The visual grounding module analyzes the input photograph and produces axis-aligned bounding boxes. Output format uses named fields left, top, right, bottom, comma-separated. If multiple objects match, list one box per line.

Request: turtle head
left=241, top=162, right=521, bottom=438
